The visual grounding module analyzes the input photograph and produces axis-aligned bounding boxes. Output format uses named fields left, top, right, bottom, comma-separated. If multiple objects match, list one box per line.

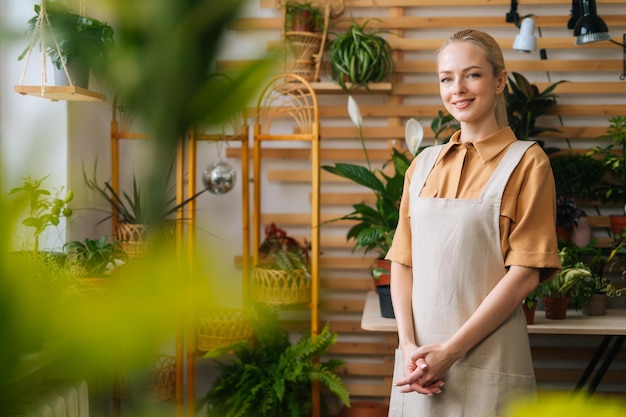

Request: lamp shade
left=573, top=0, right=610, bottom=45
left=513, top=17, right=537, bottom=53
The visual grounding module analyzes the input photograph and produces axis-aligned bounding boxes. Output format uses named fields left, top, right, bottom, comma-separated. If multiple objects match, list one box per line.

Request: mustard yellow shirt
left=386, top=127, right=561, bottom=281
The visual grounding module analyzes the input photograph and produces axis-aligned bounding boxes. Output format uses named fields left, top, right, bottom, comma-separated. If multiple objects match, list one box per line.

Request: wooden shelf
left=309, top=82, right=392, bottom=94
left=14, top=85, right=107, bottom=102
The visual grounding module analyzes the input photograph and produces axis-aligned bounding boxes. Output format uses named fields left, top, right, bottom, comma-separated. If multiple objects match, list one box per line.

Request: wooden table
left=361, top=290, right=626, bottom=394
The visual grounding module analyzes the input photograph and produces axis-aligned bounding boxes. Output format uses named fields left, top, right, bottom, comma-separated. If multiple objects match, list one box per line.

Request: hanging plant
left=329, top=19, right=394, bottom=91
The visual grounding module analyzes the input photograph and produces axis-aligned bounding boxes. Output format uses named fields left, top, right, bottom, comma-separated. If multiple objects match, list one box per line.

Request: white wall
left=1, top=0, right=69, bottom=251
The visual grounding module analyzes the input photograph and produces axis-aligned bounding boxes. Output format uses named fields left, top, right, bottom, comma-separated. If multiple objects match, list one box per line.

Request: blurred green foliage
left=2, top=0, right=278, bottom=415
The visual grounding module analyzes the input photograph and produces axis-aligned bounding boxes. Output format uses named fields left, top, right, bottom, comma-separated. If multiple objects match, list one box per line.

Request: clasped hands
left=394, top=343, right=456, bottom=396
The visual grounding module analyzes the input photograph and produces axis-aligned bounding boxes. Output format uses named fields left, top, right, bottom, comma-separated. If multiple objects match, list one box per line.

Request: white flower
left=347, top=95, right=362, bottom=128
left=404, top=118, right=423, bottom=156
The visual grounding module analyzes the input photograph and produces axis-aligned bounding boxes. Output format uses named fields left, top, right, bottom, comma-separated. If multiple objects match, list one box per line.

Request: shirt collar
left=438, top=127, right=518, bottom=164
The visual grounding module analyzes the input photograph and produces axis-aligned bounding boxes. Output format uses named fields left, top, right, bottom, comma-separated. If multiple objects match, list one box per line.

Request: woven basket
left=285, top=31, right=323, bottom=81
left=196, top=309, right=254, bottom=352
left=253, top=265, right=311, bottom=305
left=114, top=354, right=176, bottom=402
left=114, top=222, right=177, bottom=259
left=115, top=223, right=150, bottom=259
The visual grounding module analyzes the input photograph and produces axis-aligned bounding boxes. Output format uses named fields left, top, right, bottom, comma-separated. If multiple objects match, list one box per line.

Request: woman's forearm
left=445, top=265, right=539, bottom=359
left=390, top=261, right=417, bottom=352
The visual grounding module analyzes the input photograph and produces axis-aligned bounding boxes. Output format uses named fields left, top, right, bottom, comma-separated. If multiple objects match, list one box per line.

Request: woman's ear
left=495, top=71, right=508, bottom=94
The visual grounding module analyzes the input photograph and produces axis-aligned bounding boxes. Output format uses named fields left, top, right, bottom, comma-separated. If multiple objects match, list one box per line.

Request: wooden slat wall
left=221, top=0, right=626, bottom=406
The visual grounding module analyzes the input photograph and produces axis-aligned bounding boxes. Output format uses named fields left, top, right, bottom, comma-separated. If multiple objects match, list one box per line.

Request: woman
left=386, top=29, right=561, bottom=417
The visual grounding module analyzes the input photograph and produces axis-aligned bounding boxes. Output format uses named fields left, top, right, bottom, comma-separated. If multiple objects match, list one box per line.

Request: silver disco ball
left=202, top=160, right=236, bottom=195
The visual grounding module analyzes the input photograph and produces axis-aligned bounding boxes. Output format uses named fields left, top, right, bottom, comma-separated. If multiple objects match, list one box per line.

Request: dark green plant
left=556, top=197, right=584, bottom=231
left=550, top=153, right=604, bottom=202
left=322, top=148, right=410, bottom=261
left=83, top=162, right=207, bottom=225
left=504, top=72, right=566, bottom=147
left=18, top=1, right=115, bottom=73
left=198, top=304, right=350, bottom=417
left=587, top=116, right=626, bottom=214
left=284, top=1, right=324, bottom=32
left=257, top=223, right=311, bottom=273
left=430, top=110, right=459, bottom=145
left=8, top=175, right=74, bottom=252
left=65, top=236, right=127, bottom=277
left=329, top=19, right=394, bottom=91
left=571, top=273, right=622, bottom=308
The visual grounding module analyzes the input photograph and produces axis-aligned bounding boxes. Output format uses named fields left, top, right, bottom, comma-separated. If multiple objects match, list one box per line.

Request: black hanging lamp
left=573, top=0, right=610, bottom=45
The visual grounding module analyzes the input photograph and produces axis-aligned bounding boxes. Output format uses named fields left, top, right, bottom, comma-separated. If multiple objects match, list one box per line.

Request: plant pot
left=556, top=226, right=572, bottom=243
left=609, top=215, right=626, bottom=237
left=373, top=258, right=391, bottom=287
left=54, top=57, right=90, bottom=88
left=377, top=285, right=394, bottom=318
left=543, top=296, right=570, bottom=320
left=582, top=293, right=607, bottom=316
left=290, top=10, right=316, bottom=32
left=522, top=302, right=537, bottom=325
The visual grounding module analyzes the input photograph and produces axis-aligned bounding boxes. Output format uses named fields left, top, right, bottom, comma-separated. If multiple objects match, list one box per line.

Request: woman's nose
left=453, top=80, right=466, bottom=94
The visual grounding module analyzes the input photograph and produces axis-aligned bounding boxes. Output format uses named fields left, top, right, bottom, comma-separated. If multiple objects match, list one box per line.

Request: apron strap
left=480, top=140, right=535, bottom=201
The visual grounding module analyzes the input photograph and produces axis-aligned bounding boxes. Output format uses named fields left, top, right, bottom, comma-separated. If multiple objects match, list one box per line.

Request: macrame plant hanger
left=15, top=0, right=106, bottom=101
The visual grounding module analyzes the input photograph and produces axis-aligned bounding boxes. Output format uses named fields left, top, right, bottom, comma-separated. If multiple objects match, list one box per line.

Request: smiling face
left=437, top=40, right=507, bottom=137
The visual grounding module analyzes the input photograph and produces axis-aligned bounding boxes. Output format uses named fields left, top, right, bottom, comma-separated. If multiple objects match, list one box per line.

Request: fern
left=198, top=304, right=350, bottom=417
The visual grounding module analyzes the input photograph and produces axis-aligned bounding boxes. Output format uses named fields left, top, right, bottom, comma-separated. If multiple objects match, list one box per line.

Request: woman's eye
left=467, top=73, right=480, bottom=78
left=440, top=77, right=451, bottom=83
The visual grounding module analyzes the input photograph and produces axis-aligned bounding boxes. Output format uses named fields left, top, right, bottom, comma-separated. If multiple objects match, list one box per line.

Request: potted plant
left=504, top=72, right=566, bottom=150
left=284, top=1, right=324, bottom=33
left=18, top=0, right=115, bottom=88
left=322, top=97, right=413, bottom=318
left=83, top=163, right=206, bottom=258
left=573, top=273, right=622, bottom=316
left=540, top=246, right=596, bottom=319
left=587, top=116, right=626, bottom=235
left=64, top=235, right=127, bottom=289
left=8, top=175, right=73, bottom=252
left=329, top=19, right=394, bottom=91
left=550, top=153, right=604, bottom=244
left=197, top=303, right=350, bottom=417
left=253, top=223, right=312, bottom=305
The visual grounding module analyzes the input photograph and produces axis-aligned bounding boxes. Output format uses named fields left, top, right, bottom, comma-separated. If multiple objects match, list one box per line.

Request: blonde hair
left=438, top=29, right=508, bottom=128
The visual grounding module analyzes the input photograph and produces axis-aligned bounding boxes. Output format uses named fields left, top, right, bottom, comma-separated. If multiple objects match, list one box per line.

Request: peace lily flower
left=347, top=95, right=370, bottom=170
left=404, top=118, right=424, bottom=156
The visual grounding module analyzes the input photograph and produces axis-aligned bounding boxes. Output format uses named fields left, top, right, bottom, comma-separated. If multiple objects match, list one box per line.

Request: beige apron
left=389, top=141, right=537, bottom=417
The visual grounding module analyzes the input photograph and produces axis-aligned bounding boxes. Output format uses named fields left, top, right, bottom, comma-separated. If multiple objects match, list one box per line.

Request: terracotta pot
left=522, top=302, right=537, bottom=325
left=543, top=296, right=570, bottom=320
left=556, top=226, right=572, bottom=243
left=373, top=258, right=391, bottom=287
left=339, top=401, right=389, bottom=417
left=290, top=10, right=315, bottom=32
left=609, top=215, right=626, bottom=237
left=582, top=293, right=607, bottom=316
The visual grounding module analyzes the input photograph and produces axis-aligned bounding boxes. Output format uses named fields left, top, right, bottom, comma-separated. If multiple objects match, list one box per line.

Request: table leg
left=587, top=335, right=625, bottom=395
left=574, top=335, right=612, bottom=393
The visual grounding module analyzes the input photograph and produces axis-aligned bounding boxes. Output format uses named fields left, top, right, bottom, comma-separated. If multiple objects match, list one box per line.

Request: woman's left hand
left=409, top=343, right=459, bottom=388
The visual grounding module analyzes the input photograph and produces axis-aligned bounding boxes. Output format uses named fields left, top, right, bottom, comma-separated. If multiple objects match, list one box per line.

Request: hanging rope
left=17, top=1, right=75, bottom=92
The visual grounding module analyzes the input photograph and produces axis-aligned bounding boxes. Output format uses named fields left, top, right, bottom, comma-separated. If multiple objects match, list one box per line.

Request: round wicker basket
left=253, top=265, right=311, bottom=305
left=114, top=354, right=176, bottom=402
left=196, top=308, right=254, bottom=352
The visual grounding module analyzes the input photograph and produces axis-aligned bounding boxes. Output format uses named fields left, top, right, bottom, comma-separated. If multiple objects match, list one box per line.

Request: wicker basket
left=115, top=223, right=150, bottom=259
left=114, top=354, right=176, bottom=402
left=285, top=31, right=323, bottom=81
left=114, top=222, right=177, bottom=259
left=253, top=265, right=311, bottom=305
left=196, top=308, right=254, bottom=352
